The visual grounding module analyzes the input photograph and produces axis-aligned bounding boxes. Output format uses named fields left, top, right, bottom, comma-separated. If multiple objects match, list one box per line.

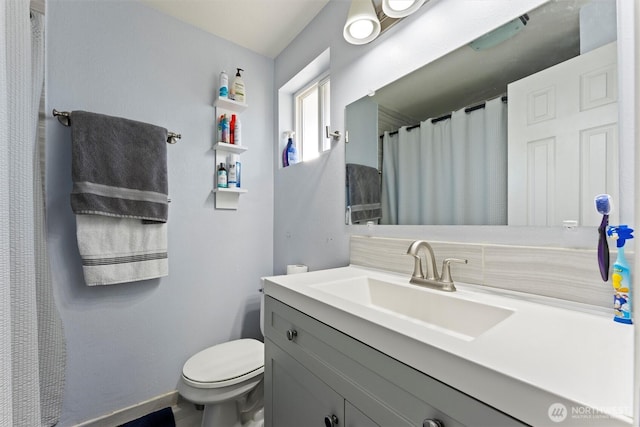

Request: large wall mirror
left=345, top=0, right=620, bottom=226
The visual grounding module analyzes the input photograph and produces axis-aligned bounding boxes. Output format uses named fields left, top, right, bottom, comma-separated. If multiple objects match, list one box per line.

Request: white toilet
left=178, top=297, right=265, bottom=427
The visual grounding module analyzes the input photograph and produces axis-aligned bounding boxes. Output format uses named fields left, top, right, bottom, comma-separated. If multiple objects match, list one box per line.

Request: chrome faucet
left=406, top=240, right=468, bottom=292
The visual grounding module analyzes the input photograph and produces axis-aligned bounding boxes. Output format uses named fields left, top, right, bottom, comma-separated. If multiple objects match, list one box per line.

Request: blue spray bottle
left=282, top=131, right=297, bottom=167
left=606, top=225, right=634, bottom=324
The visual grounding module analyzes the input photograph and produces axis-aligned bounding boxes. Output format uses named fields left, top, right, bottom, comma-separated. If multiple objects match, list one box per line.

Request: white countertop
left=263, top=265, right=634, bottom=427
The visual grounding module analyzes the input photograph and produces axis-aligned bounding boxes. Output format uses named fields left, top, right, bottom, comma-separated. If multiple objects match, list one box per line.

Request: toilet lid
left=182, top=339, right=264, bottom=384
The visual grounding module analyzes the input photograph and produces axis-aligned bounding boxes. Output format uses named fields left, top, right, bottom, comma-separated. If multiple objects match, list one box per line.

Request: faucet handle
left=440, top=258, right=468, bottom=286
left=408, top=253, right=425, bottom=279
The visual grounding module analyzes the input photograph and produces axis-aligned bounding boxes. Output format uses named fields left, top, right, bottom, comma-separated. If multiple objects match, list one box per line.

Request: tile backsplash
left=350, top=235, right=630, bottom=308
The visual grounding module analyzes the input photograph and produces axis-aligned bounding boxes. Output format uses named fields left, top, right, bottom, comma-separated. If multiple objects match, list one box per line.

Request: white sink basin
left=311, top=276, right=514, bottom=340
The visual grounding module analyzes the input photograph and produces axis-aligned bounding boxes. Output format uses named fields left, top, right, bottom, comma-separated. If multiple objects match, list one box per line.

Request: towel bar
left=52, top=109, right=181, bottom=144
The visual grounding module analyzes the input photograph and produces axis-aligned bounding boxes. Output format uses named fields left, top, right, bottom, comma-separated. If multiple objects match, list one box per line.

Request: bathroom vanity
left=263, top=266, right=633, bottom=427
left=264, top=296, right=524, bottom=426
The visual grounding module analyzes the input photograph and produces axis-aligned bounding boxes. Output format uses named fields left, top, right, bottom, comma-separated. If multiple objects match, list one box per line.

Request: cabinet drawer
left=265, top=296, right=527, bottom=427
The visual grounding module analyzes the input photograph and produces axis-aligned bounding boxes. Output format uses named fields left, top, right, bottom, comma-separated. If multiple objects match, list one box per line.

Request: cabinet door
left=345, top=401, right=380, bottom=427
left=265, top=338, right=344, bottom=427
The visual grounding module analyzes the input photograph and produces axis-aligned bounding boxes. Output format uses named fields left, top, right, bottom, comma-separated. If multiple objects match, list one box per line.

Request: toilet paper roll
left=287, top=264, right=308, bottom=275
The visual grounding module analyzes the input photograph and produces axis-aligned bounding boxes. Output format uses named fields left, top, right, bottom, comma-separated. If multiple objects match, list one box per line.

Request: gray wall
left=46, top=1, right=273, bottom=424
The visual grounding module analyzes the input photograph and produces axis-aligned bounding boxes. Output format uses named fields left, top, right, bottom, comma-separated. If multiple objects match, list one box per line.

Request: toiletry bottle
left=230, top=114, right=236, bottom=144
left=607, top=225, right=634, bottom=324
left=283, top=131, right=297, bottom=166
left=234, top=117, right=241, bottom=146
left=217, top=115, right=223, bottom=142
left=219, top=71, right=228, bottom=99
left=231, top=68, right=245, bottom=103
left=217, top=162, right=228, bottom=188
left=221, top=114, right=229, bottom=143
left=233, top=154, right=241, bottom=188
left=227, top=155, right=237, bottom=187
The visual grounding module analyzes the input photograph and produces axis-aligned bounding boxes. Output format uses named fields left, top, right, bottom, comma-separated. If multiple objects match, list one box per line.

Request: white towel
left=76, top=215, right=168, bottom=286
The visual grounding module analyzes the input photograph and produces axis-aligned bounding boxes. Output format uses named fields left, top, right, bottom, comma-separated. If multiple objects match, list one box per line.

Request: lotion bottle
left=231, top=68, right=245, bottom=103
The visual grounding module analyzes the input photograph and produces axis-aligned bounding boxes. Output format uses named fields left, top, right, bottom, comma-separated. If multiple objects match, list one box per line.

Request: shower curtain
left=381, top=96, right=507, bottom=225
left=1, top=2, right=66, bottom=426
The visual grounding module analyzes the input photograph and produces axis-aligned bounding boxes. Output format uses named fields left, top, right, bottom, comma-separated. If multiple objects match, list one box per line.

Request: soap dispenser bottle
left=230, top=68, right=245, bottom=103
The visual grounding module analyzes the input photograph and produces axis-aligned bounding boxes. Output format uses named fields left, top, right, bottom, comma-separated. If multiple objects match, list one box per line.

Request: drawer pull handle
left=423, top=419, right=444, bottom=427
left=286, top=329, right=297, bottom=341
left=324, top=414, right=339, bottom=426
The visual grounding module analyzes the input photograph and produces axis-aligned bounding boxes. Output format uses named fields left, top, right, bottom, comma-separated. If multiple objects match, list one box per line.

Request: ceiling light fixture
left=343, top=0, right=381, bottom=45
left=381, top=0, right=426, bottom=19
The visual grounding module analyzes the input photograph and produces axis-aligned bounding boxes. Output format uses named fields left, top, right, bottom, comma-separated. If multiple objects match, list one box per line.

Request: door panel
left=508, top=42, right=618, bottom=226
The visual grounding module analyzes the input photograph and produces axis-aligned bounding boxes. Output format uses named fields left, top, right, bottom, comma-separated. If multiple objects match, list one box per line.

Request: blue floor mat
left=119, top=407, right=175, bottom=427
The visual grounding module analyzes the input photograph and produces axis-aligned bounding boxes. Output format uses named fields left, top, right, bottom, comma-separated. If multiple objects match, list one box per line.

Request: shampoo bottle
left=219, top=71, right=228, bottom=99
left=607, top=225, right=634, bottom=324
left=217, top=162, right=228, bottom=188
left=231, top=68, right=245, bottom=103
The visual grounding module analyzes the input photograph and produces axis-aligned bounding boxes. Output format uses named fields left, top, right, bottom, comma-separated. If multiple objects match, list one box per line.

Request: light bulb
left=349, top=19, right=375, bottom=39
left=382, top=0, right=425, bottom=18
left=343, top=0, right=381, bottom=45
left=387, top=0, right=414, bottom=12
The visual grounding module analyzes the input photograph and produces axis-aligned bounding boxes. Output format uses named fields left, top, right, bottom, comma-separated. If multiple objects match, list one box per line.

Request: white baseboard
left=74, top=390, right=179, bottom=427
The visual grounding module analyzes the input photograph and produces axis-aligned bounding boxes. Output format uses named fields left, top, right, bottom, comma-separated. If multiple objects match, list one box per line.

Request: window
left=295, top=75, right=330, bottom=162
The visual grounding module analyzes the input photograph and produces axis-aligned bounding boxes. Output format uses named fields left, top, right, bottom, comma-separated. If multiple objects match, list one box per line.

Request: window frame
left=294, top=72, right=331, bottom=162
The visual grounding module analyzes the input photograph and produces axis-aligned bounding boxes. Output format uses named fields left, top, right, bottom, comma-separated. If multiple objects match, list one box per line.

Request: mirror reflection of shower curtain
left=381, top=96, right=507, bottom=225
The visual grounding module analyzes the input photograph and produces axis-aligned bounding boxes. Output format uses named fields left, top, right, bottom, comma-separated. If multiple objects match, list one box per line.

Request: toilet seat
left=182, top=338, right=264, bottom=389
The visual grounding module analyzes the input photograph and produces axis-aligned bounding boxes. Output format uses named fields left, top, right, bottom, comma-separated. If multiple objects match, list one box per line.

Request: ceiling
left=371, top=0, right=597, bottom=121
left=142, top=0, right=331, bottom=59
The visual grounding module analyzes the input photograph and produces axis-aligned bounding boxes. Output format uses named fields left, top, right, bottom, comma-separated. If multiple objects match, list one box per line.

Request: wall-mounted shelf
left=213, top=142, right=248, bottom=155
left=213, top=97, right=248, bottom=210
left=214, top=97, right=248, bottom=113
left=212, top=187, right=248, bottom=209
left=213, top=187, right=248, bottom=194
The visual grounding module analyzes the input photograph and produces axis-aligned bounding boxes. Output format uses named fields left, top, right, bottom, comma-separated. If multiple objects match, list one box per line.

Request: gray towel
left=346, top=163, right=382, bottom=223
left=70, top=110, right=168, bottom=222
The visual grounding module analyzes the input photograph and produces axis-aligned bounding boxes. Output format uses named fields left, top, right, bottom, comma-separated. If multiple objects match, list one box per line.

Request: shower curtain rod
left=381, top=95, right=508, bottom=138
left=52, top=109, right=182, bottom=144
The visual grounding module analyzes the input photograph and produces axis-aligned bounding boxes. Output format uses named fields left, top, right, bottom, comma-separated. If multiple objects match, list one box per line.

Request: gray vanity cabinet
left=266, top=342, right=344, bottom=426
left=264, top=296, right=527, bottom=427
